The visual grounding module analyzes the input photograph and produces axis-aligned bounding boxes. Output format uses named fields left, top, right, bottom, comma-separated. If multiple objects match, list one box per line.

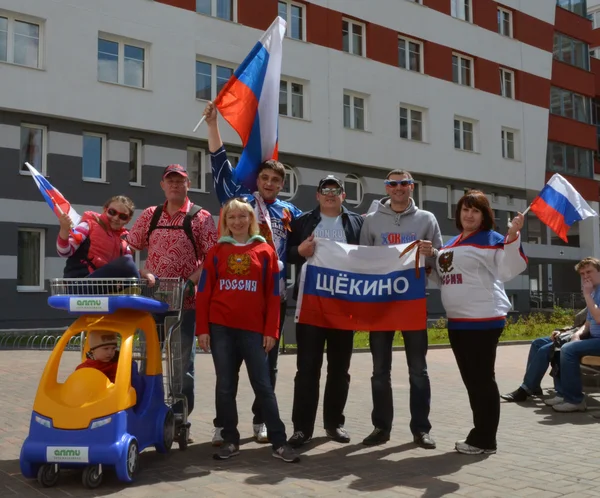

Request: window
left=129, top=139, right=143, bottom=185
left=501, top=128, right=518, bottom=160
left=412, top=180, right=423, bottom=209
left=590, top=10, right=600, bottom=28
left=0, top=14, right=41, bottom=68
left=186, top=147, right=207, bottom=192
left=454, top=118, right=475, bottom=152
left=279, top=79, right=304, bottom=119
left=279, top=165, right=298, bottom=199
left=195, top=59, right=234, bottom=101
left=399, top=105, right=424, bottom=142
left=398, top=36, right=422, bottom=73
left=82, top=133, right=106, bottom=181
left=592, top=48, right=600, bottom=60
left=344, top=174, right=363, bottom=206
left=497, top=8, right=513, bottom=37
left=557, top=0, right=586, bottom=17
left=553, top=32, right=589, bottom=71
left=491, top=193, right=499, bottom=203
left=550, top=87, right=590, bottom=123
left=286, top=263, right=296, bottom=288
left=452, top=54, right=473, bottom=87
left=342, top=19, right=364, bottom=56
left=343, top=93, right=366, bottom=131
left=446, top=185, right=454, bottom=218
left=19, top=124, right=47, bottom=175
left=507, top=194, right=514, bottom=205
left=17, top=228, right=45, bottom=291
left=196, top=0, right=236, bottom=21
left=547, top=141, right=593, bottom=178
left=228, top=152, right=240, bottom=168
left=451, top=0, right=472, bottom=22
left=500, top=68, right=514, bottom=99
left=278, top=1, right=305, bottom=41
left=98, top=36, right=146, bottom=88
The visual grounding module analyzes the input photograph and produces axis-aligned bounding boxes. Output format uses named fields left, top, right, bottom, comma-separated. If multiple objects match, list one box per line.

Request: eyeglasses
left=385, top=180, right=413, bottom=187
left=107, top=208, right=130, bottom=221
left=320, top=187, right=342, bottom=196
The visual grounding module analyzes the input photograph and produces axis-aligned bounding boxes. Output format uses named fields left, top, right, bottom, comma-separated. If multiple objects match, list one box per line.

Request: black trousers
left=291, top=324, right=354, bottom=436
left=448, top=328, right=503, bottom=450
left=214, top=301, right=286, bottom=426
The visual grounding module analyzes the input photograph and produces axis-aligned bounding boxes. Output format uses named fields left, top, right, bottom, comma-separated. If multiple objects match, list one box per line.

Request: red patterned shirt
left=127, top=198, right=217, bottom=309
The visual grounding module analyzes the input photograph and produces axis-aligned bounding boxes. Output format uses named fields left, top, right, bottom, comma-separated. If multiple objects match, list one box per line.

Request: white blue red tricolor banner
left=295, top=239, right=427, bottom=331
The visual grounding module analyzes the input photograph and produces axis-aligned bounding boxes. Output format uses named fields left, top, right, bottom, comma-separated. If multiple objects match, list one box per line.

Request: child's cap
left=88, top=330, right=118, bottom=351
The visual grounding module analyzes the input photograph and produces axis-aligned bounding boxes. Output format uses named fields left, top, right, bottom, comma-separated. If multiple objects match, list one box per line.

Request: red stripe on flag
left=272, top=141, right=278, bottom=161
left=530, top=196, right=569, bottom=242
left=215, top=76, right=259, bottom=147
left=298, top=295, right=427, bottom=331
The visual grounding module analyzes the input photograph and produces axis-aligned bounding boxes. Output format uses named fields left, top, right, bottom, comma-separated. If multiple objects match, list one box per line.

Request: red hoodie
left=76, top=359, right=118, bottom=383
left=195, top=237, right=280, bottom=338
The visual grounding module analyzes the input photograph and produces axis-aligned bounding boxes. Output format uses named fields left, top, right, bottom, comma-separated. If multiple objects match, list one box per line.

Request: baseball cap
left=162, top=164, right=188, bottom=180
left=318, top=175, right=344, bottom=191
left=88, top=331, right=118, bottom=351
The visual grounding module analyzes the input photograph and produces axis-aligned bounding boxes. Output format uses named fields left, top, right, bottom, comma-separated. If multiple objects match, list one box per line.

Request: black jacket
left=287, top=205, right=364, bottom=299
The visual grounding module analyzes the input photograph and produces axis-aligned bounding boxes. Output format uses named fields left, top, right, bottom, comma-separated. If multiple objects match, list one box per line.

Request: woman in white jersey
left=422, top=190, right=527, bottom=455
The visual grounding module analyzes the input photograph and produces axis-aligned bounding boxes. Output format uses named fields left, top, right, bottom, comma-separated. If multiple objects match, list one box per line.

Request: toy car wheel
left=116, top=438, right=139, bottom=482
left=82, top=465, right=103, bottom=489
left=156, top=409, right=175, bottom=454
left=37, top=464, right=59, bottom=487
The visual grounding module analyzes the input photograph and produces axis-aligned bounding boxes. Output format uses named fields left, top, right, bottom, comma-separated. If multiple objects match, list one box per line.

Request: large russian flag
left=295, top=239, right=427, bottom=331
left=215, top=16, right=286, bottom=191
left=25, top=162, right=82, bottom=241
left=530, top=173, right=597, bottom=242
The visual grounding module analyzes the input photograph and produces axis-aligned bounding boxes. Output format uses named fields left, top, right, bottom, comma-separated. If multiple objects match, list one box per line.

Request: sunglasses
left=320, top=187, right=343, bottom=196
left=385, top=180, right=413, bottom=187
left=107, top=208, right=130, bottom=221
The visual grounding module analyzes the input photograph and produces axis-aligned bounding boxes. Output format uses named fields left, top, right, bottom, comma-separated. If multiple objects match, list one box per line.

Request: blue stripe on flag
left=235, top=43, right=270, bottom=102
left=539, top=185, right=583, bottom=225
left=303, top=265, right=425, bottom=303
left=233, top=112, right=264, bottom=189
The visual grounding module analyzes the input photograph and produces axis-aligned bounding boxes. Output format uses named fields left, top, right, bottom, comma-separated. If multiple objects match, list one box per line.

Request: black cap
left=318, top=175, right=344, bottom=191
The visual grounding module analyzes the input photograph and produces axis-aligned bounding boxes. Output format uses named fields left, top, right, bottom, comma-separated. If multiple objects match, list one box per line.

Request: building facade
left=0, top=0, right=598, bottom=330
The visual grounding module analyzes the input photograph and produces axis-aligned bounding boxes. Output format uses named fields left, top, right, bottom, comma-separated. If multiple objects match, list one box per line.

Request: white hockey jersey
left=434, top=230, right=528, bottom=330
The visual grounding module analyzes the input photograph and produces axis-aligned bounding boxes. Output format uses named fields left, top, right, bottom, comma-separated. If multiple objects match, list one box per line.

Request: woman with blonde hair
left=57, top=195, right=139, bottom=279
left=196, top=198, right=299, bottom=463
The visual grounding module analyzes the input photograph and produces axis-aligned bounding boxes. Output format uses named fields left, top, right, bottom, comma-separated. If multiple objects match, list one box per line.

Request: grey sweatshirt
left=360, top=197, right=443, bottom=266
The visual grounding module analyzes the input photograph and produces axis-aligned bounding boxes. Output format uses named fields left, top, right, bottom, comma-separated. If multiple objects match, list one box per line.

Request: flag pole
left=192, top=115, right=206, bottom=133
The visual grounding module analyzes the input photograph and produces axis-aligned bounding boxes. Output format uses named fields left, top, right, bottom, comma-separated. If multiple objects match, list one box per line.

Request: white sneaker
left=455, top=440, right=496, bottom=455
left=253, top=423, right=268, bottom=443
left=544, top=395, right=565, bottom=406
left=212, top=427, right=224, bottom=447
left=553, top=401, right=586, bottom=412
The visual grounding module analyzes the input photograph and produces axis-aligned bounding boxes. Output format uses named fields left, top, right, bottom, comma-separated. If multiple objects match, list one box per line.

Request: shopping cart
left=20, top=277, right=188, bottom=489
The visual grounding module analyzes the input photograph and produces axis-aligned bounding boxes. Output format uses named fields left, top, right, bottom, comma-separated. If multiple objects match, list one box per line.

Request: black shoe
left=325, top=427, right=351, bottom=443
left=500, top=387, right=529, bottom=402
left=413, top=432, right=436, bottom=449
left=288, top=431, right=312, bottom=448
left=532, top=387, right=543, bottom=396
left=362, top=428, right=390, bottom=446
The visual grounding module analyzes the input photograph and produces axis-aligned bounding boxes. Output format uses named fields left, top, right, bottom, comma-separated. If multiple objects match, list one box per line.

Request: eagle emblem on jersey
left=438, top=251, right=454, bottom=274
left=227, top=253, right=251, bottom=276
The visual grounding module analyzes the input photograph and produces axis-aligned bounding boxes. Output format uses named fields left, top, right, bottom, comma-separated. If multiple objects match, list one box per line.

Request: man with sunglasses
left=359, top=169, right=442, bottom=448
left=286, top=176, right=363, bottom=448
left=127, top=164, right=218, bottom=439
left=203, top=102, right=302, bottom=445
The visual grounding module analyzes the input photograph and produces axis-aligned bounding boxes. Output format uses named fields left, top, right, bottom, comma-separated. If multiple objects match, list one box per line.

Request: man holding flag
left=203, top=101, right=301, bottom=445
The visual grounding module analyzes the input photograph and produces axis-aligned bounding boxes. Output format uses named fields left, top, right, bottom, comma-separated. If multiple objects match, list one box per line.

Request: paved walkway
left=2, top=344, right=600, bottom=497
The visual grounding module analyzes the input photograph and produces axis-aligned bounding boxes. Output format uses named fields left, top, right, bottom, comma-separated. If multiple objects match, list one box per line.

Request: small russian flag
left=25, top=162, right=82, bottom=242
left=529, top=173, right=597, bottom=242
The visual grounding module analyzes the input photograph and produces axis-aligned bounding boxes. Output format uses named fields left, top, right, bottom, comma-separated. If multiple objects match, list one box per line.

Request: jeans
left=210, top=324, right=288, bottom=448
left=520, top=337, right=554, bottom=393
left=214, top=300, right=286, bottom=427
left=449, top=328, right=502, bottom=451
left=554, top=337, right=600, bottom=403
left=172, top=309, right=196, bottom=416
left=291, top=324, right=354, bottom=436
left=88, top=255, right=140, bottom=279
left=369, top=330, right=431, bottom=434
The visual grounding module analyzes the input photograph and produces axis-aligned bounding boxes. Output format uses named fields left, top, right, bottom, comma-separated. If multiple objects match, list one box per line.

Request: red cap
left=162, top=164, right=188, bottom=180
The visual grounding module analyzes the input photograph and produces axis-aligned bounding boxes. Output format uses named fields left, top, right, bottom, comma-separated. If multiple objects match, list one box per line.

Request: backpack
left=146, top=204, right=203, bottom=260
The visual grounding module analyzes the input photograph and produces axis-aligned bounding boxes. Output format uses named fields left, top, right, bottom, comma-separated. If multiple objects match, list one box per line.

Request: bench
left=581, top=356, right=600, bottom=389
